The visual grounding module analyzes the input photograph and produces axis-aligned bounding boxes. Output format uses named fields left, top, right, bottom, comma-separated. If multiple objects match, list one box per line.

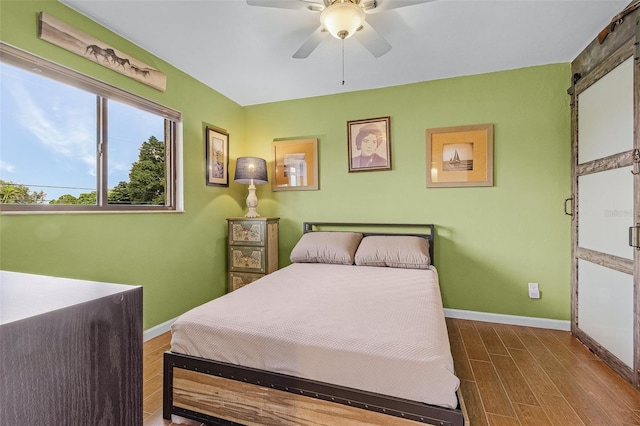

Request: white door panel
left=578, top=166, right=634, bottom=259
left=578, top=260, right=634, bottom=367
left=574, top=51, right=637, bottom=383
left=578, top=57, right=633, bottom=164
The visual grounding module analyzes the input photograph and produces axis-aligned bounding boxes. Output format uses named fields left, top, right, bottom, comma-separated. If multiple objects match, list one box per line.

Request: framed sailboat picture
left=426, top=124, right=494, bottom=187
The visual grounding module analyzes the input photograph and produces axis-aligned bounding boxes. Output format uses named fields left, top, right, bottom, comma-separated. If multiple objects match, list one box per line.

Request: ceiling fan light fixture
left=320, top=0, right=365, bottom=40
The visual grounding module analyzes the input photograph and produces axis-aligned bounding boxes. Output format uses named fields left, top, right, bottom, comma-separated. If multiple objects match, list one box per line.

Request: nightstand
left=227, top=217, right=279, bottom=292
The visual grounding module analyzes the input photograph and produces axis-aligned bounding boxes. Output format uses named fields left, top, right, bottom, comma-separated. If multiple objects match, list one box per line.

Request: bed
left=163, top=223, right=466, bottom=426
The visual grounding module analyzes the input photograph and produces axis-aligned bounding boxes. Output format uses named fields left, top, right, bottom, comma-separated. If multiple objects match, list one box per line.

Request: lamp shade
left=234, top=157, right=268, bottom=185
left=320, top=0, right=365, bottom=40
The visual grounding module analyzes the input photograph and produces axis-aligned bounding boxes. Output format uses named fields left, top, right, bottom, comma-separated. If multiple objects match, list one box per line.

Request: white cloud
left=8, top=81, right=96, bottom=173
left=0, top=160, right=16, bottom=173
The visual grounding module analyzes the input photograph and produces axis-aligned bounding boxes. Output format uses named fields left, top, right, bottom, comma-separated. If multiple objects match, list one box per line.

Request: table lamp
left=234, top=157, right=268, bottom=218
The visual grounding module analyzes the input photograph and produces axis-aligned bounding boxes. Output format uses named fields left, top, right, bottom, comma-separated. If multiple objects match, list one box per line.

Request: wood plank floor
left=143, top=319, right=640, bottom=425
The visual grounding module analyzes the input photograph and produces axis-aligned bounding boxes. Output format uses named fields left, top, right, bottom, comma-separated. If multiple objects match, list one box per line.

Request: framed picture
left=426, top=123, right=494, bottom=187
left=347, top=116, right=391, bottom=172
left=272, top=138, right=319, bottom=191
left=206, top=126, right=229, bottom=186
left=39, top=13, right=166, bottom=91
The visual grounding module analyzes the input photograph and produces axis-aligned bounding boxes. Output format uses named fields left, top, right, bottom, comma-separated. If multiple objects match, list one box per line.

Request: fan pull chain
left=342, top=39, right=345, bottom=86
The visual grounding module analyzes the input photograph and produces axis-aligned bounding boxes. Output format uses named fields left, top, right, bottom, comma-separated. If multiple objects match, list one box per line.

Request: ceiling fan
left=246, top=0, right=432, bottom=58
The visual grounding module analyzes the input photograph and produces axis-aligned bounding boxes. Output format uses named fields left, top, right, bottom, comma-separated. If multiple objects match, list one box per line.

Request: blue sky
left=0, top=62, right=164, bottom=202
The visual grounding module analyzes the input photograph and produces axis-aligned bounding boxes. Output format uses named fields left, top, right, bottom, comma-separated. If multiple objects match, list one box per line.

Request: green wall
left=0, top=0, right=248, bottom=329
left=0, top=0, right=572, bottom=329
left=245, top=64, right=572, bottom=320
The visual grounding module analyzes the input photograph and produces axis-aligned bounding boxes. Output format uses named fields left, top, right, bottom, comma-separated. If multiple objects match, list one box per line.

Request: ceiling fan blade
left=246, top=0, right=321, bottom=11
left=366, top=0, right=434, bottom=13
left=293, top=26, right=325, bottom=58
left=354, top=22, right=391, bottom=58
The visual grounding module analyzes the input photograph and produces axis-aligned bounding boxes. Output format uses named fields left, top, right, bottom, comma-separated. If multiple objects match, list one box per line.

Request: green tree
left=3, top=136, right=164, bottom=206
left=0, top=180, right=46, bottom=204
left=108, top=181, right=131, bottom=205
left=77, top=191, right=97, bottom=204
left=49, top=194, right=79, bottom=204
left=50, top=191, right=95, bottom=205
left=127, top=136, right=165, bottom=205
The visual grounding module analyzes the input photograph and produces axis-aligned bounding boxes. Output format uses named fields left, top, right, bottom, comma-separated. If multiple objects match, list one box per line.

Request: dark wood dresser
left=0, top=271, right=142, bottom=425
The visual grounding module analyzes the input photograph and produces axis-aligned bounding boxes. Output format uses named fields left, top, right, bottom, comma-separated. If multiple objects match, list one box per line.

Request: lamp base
left=244, top=184, right=261, bottom=218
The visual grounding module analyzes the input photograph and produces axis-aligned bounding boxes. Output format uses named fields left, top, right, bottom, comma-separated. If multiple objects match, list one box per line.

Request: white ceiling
left=60, top=0, right=628, bottom=106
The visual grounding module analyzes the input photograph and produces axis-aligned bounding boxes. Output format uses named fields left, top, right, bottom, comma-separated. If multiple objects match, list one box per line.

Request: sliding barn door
left=571, top=22, right=639, bottom=386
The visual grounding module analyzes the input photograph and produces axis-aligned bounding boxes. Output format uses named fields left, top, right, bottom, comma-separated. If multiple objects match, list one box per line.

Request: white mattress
left=171, top=263, right=459, bottom=409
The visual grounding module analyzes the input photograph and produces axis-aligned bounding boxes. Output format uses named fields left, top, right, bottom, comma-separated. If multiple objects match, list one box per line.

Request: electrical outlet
left=528, top=282, right=540, bottom=299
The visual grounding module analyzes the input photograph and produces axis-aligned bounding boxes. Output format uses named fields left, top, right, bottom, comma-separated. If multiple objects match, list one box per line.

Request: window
left=0, top=43, right=181, bottom=212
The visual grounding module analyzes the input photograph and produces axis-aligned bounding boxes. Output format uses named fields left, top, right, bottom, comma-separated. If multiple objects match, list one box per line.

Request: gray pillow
left=354, top=236, right=430, bottom=269
left=290, top=232, right=363, bottom=265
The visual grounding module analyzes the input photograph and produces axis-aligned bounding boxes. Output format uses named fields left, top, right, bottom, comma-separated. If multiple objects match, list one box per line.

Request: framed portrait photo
left=426, top=123, right=494, bottom=188
left=205, top=126, right=229, bottom=186
left=347, top=116, right=391, bottom=172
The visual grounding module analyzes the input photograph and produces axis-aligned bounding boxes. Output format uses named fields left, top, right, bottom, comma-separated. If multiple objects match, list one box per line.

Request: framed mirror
left=272, top=138, right=319, bottom=191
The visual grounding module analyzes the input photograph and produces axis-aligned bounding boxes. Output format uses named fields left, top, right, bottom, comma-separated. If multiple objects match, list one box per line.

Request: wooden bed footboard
left=163, top=352, right=466, bottom=426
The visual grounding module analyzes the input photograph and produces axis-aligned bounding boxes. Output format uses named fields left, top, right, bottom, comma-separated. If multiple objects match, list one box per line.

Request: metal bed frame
left=163, top=222, right=466, bottom=426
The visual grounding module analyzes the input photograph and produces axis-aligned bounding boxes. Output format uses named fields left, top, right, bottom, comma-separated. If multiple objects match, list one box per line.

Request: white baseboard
left=444, top=308, right=571, bottom=331
left=144, top=316, right=177, bottom=342
left=143, top=311, right=570, bottom=342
